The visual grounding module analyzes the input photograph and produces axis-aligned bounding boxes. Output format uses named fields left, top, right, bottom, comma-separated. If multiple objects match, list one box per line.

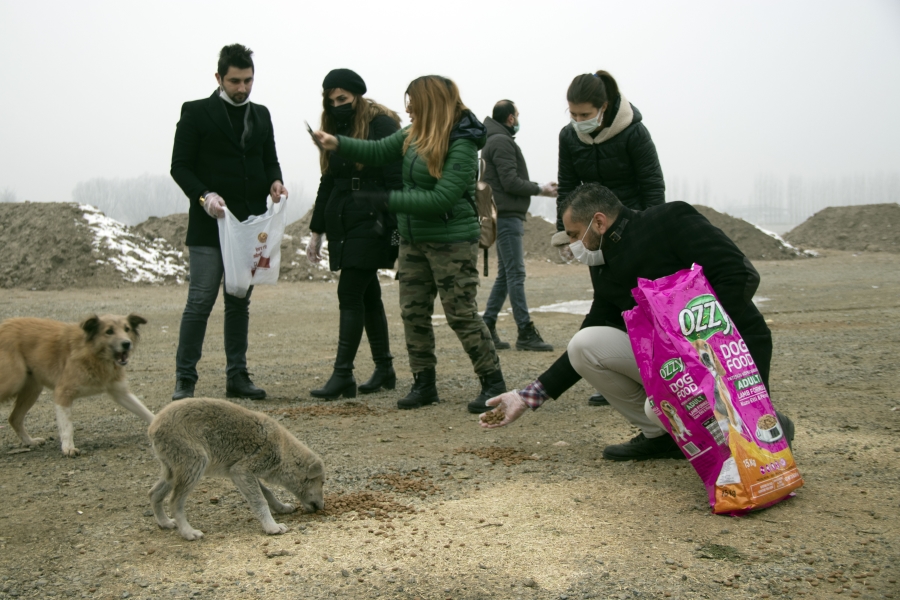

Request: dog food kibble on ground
left=481, top=409, right=505, bottom=425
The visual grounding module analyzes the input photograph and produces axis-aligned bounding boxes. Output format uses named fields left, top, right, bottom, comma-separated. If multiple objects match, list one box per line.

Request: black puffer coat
left=310, top=114, right=403, bottom=271
left=555, top=96, right=664, bottom=230
left=481, top=117, right=540, bottom=220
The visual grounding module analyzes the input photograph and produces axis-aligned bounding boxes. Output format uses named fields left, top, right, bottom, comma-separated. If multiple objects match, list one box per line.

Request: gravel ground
left=0, top=250, right=898, bottom=600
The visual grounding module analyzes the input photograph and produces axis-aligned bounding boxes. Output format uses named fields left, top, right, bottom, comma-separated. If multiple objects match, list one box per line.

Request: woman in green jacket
left=313, top=75, right=506, bottom=412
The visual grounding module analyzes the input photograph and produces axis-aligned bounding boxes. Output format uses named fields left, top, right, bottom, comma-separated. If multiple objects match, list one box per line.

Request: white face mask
left=219, top=88, right=251, bottom=107
left=570, top=108, right=604, bottom=135
left=569, top=224, right=605, bottom=266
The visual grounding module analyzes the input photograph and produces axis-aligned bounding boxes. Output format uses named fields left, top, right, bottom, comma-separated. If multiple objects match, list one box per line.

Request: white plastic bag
left=217, top=196, right=286, bottom=298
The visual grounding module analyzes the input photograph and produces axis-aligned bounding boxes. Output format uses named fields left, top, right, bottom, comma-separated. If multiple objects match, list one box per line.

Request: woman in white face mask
left=556, top=70, right=665, bottom=231
left=555, top=70, right=666, bottom=406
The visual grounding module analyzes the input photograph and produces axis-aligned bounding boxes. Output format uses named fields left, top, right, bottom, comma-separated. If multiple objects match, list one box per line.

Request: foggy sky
left=1, top=0, right=898, bottom=212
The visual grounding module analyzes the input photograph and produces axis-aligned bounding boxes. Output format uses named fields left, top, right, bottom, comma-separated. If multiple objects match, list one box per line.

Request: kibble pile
left=371, top=470, right=440, bottom=496
left=266, top=402, right=379, bottom=419
left=322, top=491, right=416, bottom=521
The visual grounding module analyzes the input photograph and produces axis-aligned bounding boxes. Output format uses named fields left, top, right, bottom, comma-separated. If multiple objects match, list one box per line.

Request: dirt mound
left=692, top=204, right=805, bottom=261
left=130, top=208, right=338, bottom=283
left=132, top=213, right=190, bottom=264
left=0, top=202, right=186, bottom=290
left=785, top=203, right=900, bottom=253
left=279, top=209, right=338, bottom=283
left=522, top=213, right=566, bottom=263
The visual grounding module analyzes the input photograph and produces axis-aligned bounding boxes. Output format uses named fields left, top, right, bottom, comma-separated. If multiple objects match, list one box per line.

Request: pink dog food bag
left=623, top=265, right=802, bottom=514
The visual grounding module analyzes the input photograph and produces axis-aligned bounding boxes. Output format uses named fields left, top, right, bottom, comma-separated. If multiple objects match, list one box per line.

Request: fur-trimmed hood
left=572, top=95, right=638, bottom=145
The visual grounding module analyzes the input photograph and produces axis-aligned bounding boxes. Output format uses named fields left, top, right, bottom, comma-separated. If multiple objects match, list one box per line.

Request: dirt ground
left=1, top=250, right=898, bottom=600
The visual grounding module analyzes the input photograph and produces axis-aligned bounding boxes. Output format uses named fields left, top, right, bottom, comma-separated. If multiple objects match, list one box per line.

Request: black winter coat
left=171, top=91, right=284, bottom=247
left=310, top=114, right=403, bottom=271
left=556, top=98, right=664, bottom=230
left=538, top=202, right=772, bottom=400
left=481, top=117, right=540, bottom=220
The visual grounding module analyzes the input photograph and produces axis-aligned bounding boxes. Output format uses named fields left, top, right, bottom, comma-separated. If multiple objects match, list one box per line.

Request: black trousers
left=337, top=268, right=383, bottom=313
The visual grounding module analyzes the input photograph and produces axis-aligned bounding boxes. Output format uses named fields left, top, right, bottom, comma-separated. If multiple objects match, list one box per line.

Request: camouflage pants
left=398, top=240, right=499, bottom=376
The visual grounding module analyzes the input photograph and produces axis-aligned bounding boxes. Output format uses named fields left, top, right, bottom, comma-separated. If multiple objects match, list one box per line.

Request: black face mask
left=328, top=103, right=355, bottom=123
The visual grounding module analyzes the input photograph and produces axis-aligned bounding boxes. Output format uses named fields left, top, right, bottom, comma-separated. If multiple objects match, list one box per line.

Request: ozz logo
left=678, top=294, right=732, bottom=341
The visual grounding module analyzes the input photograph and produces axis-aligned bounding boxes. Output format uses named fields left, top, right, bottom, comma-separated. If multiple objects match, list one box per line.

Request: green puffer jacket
left=336, top=110, right=486, bottom=243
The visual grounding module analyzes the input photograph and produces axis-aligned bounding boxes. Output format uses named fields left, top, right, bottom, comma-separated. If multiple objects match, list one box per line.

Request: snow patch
left=79, top=205, right=186, bottom=284
left=530, top=300, right=593, bottom=315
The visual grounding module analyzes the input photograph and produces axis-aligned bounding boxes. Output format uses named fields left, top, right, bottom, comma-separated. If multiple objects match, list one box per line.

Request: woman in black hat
left=307, top=69, right=403, bottom=399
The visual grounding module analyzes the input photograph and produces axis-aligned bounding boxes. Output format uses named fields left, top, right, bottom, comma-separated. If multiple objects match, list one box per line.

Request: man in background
left=169, top=44, right=287, bottom=401
left=478, top=100, right=557, bottom=364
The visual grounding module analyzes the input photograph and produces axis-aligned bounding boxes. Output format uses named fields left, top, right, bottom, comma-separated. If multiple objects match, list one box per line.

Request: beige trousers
left=567, top=326, right=666, bottom=438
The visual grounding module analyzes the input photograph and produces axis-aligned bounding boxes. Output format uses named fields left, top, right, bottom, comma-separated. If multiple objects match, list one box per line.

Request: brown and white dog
left=0, top=314, right=155, bottom=456
left=659, top=400, right=692, bottom=442
left=691, top=338, right=727, bottom=378
left=691, top=338, right=746, bottom=436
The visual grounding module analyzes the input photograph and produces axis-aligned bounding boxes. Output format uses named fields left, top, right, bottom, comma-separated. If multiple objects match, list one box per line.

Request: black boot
left=775, top=410, right=795, bottom=451
left=467, top=369, right=507, bottom=414
left=311, top=311, right=363, bottom=400
left=588, top=392, right=609, bottom=406
left=516, top=321, right=553, bottom=352
left=172, top=378, right=195, bottom=401
left=358, top=306, right=396, bottom=394
left=484, top=319, right=510, bottom=350
left=226, top=371, right=266, bottom=400
left=601, top=432, right=686, bottom=461
left=397, top=368, right=440, bottom=409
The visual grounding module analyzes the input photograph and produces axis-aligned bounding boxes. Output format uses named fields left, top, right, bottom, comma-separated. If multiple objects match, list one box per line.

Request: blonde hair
left=402, top=76, right=468, bottom=179
left=319, top=95, right=401, bottom=173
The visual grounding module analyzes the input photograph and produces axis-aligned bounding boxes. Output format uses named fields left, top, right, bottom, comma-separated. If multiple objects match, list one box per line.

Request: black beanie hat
left=322, top=68, right=367, bottom=96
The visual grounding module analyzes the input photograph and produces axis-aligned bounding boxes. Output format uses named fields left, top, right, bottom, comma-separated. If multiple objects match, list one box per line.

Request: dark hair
left=492, top=100, right=516, bottom=123
left=217, top=44, right=254, bottom=78
left=560, top=183, right=623, bottom=225
left=567, top=70, right=620, bottom=127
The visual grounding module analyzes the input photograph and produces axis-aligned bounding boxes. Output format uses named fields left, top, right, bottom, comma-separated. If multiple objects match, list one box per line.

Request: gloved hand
left=549, top=230, right=573, bottom=262
left=538, top=182, right=558, bottom=197
left=202, top=192, right=225, bottom=218
left=306, top=232, right=324, bottom=264
left=353, top=190, right=390, bottom=212
left=479, top=390, right=528, bottom=429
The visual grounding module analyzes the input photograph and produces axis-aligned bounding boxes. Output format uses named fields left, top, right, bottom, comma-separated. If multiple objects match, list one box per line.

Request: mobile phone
left=305, top=120, right=323, bottom=149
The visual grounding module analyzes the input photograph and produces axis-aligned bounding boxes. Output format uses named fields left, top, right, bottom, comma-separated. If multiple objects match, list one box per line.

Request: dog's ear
left=80, top=315, right=100, bottom=340
left=306, top=459, right=324, bottom=481
left=127, top=314, right=147, bottom=333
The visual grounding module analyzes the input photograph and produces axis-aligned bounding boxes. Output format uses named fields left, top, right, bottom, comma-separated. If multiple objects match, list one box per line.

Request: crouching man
left=480, top=183, right=793, bottom=460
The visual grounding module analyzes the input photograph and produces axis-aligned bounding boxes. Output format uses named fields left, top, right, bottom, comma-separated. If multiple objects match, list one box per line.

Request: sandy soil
left=1, top=250, right=898, bottom=600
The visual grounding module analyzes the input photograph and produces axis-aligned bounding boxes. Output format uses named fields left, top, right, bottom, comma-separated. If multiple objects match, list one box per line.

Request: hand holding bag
left=217, top=196, right=287, bottom=298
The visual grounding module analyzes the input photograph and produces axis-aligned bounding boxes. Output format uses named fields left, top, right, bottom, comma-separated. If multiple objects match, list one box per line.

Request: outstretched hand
left=313, top=131, right=338, bottom=152
left=539, top=182, right=559, bottom=198
left=479, top=390, right=528, bottom=428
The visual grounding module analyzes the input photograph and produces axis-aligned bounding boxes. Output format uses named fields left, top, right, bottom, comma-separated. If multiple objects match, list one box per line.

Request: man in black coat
left=481, top=183, right=794, bottom=461
left=169, top=44, right=287, bottom=401
left=478, top=100, right=557, bottom=360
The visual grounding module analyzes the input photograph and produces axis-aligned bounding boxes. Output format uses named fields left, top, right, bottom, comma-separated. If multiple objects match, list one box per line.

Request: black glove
left=352, top=190, right=390, bottom=213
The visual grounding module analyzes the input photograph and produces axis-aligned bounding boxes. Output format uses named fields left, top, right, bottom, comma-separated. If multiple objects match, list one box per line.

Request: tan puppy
left=148, top=398, right=325, bottom=540
left=0, top=314, right=154, bottom=456
left=659, top=400, right=692, bottom=442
